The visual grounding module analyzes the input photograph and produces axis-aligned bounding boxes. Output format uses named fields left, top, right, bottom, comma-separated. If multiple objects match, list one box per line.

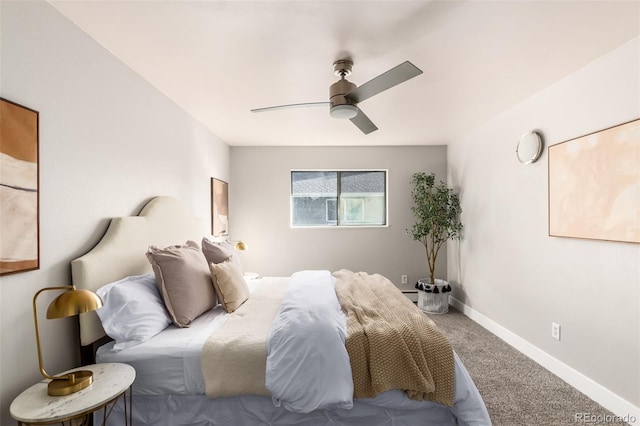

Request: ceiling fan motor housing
left=330, top=78, right=357, bottom=119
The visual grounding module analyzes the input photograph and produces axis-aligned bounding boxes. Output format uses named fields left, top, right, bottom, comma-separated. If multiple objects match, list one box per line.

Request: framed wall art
left=0, top=97, right=40, bottom=275
left=211, top=178, right=229, bottom=237
left=548, top=118, right=639, bottom=243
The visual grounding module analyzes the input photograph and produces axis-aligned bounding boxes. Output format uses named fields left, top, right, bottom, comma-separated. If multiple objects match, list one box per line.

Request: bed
left=71, top=196, right=491, bottom=426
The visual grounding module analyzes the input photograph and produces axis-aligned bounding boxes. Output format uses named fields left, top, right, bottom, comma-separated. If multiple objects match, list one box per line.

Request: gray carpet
left=427, top=308, right=629, bottom=426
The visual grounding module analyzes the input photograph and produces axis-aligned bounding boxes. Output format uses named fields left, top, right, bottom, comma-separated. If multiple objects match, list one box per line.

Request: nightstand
left=10, top=363, right=135, bottom=426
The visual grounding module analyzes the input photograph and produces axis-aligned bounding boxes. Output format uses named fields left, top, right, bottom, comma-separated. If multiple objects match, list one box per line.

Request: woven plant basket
left=416, top=278, right=451, bottom=314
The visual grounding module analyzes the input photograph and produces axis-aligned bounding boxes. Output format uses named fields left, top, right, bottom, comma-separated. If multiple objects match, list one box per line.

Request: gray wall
left=0, top=2, right=229, bottom=424
left=447, top=38, right=639, bottom=408
left=230, top=146, right=446, bottom=289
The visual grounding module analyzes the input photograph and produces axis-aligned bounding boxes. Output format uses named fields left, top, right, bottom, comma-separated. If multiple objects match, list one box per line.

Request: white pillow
left=96, top=274, right=171, bottom=351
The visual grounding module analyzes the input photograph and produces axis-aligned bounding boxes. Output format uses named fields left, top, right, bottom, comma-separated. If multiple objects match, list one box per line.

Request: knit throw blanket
left=333, top=269, right=455, bottom=406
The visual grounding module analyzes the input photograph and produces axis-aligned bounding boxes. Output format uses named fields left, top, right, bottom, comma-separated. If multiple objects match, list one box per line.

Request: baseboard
left=449, top=297, right=639, bottom=426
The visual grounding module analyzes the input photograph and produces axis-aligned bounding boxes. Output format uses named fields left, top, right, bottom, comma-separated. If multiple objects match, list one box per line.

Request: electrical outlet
left=551, top=322, right=561, bottom=341
left=401, top=275, right=408, bottom=284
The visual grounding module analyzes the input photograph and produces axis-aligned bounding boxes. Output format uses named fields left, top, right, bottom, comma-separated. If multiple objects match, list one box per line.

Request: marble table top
left=10, top=363, right=135, bottom=423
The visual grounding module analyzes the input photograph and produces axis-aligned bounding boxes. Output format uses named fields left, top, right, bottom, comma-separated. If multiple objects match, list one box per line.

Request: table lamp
left=233, top=241, right=248, bottom=251
left=32, top=286, right=103, bottom=396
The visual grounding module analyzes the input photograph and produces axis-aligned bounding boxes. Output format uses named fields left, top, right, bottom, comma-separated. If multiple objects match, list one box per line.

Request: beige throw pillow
left=146, top=240, right=217, bottom=327
left=209, top=260, right=250, bottom=313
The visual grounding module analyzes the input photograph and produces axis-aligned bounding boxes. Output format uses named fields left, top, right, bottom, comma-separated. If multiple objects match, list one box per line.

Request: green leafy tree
left=408, top=172, right=462, bottom=285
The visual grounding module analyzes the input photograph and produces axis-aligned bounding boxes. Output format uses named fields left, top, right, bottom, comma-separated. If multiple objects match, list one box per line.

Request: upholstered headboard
left=71, top=196, right=206, bottom=347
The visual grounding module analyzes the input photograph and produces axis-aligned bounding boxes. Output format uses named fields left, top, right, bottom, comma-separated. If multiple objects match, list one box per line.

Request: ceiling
left=50, top=1, right=640, bottom=147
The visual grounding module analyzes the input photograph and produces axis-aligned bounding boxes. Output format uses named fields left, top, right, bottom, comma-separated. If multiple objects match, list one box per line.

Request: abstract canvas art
left=549, top=118, right=639, bottom=243
left=211, top=178, right=229, bottom=236
left=0, top=98, right=40, bottom=275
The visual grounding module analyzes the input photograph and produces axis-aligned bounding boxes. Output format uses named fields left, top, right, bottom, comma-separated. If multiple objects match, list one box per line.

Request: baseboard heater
left=401, top=290, right=418, bottom=303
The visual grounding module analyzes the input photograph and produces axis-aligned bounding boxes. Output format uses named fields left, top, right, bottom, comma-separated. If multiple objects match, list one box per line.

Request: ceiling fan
left=251, top=59, right=423, bottom=135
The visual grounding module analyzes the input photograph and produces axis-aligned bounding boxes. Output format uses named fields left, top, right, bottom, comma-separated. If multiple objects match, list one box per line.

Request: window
left=291, top=170, right=387, bottom=227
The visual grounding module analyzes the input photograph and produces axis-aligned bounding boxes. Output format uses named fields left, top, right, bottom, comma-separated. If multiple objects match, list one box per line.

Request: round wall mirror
left=516, top=131, right=543, bottom=164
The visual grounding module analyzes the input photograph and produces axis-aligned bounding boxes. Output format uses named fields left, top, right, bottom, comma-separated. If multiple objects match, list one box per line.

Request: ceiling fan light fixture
left=251, top=59, right=422, bottom=135
left=330, top=104, right=358, bottom=119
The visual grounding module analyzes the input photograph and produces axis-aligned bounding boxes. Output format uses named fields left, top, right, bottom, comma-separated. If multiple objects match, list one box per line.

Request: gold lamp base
left=48, top=370, right=93, bottom=396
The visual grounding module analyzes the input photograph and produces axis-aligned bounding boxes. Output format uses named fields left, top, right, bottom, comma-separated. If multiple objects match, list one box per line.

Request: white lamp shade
left=330, top=104, right=358, bottom=119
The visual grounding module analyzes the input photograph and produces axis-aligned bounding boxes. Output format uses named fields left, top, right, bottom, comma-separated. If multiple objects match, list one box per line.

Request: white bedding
left=97, top=305, right=226, bottom=395
left=97, top=276, right=491, bottom=425
left=267, top=270, right=353, bottom=412
left=96, top=279, right=260, bottom=395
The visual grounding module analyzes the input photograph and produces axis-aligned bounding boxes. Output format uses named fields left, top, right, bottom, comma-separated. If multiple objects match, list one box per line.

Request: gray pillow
left=146, top=240, right=217, bottom=328
left=201, top=237, right=243, bottom=274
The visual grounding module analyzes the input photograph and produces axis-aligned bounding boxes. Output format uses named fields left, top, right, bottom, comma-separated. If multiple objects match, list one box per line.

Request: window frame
left=325, top=198, right=338, bottom=224
left=290, top=169, right=388, bottom=228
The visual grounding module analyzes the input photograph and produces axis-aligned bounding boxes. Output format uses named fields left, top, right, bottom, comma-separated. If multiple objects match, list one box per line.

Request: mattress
left=98, top=353, right=488, bottom=426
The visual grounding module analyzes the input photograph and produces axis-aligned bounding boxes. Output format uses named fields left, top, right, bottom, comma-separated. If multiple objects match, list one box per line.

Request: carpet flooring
left=427, top=308, right=630, bottom=426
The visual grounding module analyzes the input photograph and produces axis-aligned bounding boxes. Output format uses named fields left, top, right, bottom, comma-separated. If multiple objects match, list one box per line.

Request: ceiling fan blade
left=350, top=108, right=378, bottom=135
left=251, top=102, right=330, bottom=113
left=346, top=61, right=423, bottom=104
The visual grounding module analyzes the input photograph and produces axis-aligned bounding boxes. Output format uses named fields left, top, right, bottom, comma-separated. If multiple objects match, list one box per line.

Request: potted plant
left=407, top=172, right=462, bottom=314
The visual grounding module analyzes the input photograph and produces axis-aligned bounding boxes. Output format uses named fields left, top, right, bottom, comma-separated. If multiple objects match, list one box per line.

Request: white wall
left=0, top=2, right=229, bottom=424
left=447, top=37, right=640, bottom=413
left=2, top=1, right=637, bottom=423
left=230, top=146, right=446, bottom=288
